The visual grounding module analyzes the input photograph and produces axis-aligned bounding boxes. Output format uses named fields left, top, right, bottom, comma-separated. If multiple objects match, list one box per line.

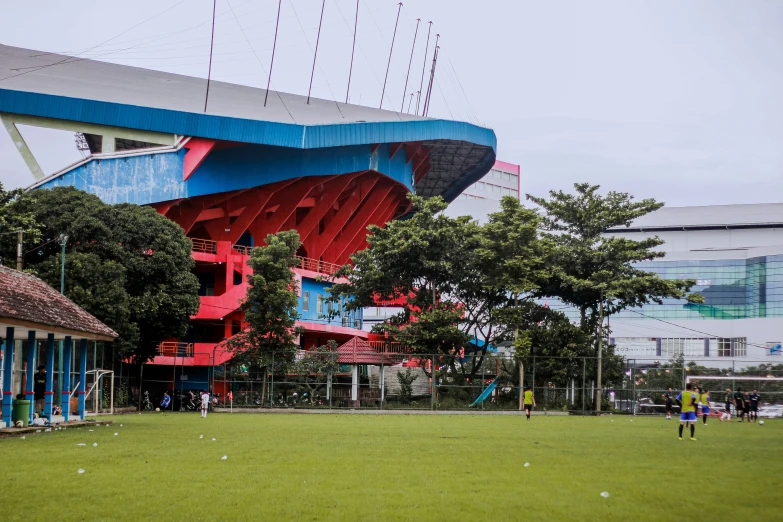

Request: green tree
left=290, top=340, right=340, bottom=404
left=4, top=186, right=200, bottom=362
left=226, top=230, right=305, bottom=406
left=527, top=183, right=695, bottom=410
left=329, top=195, right=478, bottom=390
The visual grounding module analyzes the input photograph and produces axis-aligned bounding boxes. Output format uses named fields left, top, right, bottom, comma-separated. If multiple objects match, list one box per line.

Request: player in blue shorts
left=676, top=383, right=698, bottom=441
left=700, top=389, right=711, bottom=425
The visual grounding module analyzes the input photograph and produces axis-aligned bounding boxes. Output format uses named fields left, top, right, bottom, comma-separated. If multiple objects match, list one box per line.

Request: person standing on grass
left=724, top=388, right=732, bottom=422
left=663, top=387, right=674, bottom=420
left=749, top=390, right=760, bottom=422
left=523, top=386, right=535, bottom=421
left=700, top=390, right=711, bottom=425
left=692, top=385, right=701, bottom=425
left=676, top=383, right=698, bottom=441
left=744, top=391, right=752, bottom=422
left=200, top=390, right=210, bottom=418
left=33, top=365, right=47, bottom=416
left=734, top=389, right=746, bottom=422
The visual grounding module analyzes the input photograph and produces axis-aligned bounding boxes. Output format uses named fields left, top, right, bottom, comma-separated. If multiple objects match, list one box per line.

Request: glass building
left=601, top=203, right=783, bottom=363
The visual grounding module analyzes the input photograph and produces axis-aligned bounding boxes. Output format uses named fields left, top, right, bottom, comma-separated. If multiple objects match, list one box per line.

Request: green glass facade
left=615, top=255, right=783, bottom=320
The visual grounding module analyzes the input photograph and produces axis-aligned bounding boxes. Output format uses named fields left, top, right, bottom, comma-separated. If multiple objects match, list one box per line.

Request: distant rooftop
left=0, top=266, right=117, bottom=340
left=607, top=203, right=783, bottom=232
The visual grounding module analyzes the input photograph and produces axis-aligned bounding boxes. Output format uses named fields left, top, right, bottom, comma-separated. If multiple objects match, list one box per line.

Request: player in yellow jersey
left=700, top=389, right=711, bottom=425
left=523, top=386, right=535, bottom=421
left=676, top=383, right=698, bottom=440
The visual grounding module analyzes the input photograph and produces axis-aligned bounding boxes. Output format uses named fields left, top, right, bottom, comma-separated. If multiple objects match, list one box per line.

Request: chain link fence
left=183, top=353, right=783, bottom=414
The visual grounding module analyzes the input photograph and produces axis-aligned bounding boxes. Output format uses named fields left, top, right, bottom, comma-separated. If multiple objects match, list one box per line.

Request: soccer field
left=1, top=413, right=780, bottom=521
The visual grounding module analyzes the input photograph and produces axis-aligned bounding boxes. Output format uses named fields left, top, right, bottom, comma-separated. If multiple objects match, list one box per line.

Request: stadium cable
left=287, top=0, right=345, bottom=118
left=1, top=0, right=189, bottom=82
left=444, top=54, right=481, bottom=125
left=33, top=0, right=256, bottom=56
left=331, top=0, right=388, bottom=105
left=225, top=0, right=296, bottom=123
left=0, top=0, right=257, bottom=83
left=360, top=0, right=407, bottom=114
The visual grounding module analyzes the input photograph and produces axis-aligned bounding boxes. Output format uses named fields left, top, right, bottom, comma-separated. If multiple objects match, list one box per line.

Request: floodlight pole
left=16, top=229, right=23, bottom=270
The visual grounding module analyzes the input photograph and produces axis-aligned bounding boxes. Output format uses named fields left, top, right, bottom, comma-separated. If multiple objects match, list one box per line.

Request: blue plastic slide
left=470, top=378, right=498, bottom=407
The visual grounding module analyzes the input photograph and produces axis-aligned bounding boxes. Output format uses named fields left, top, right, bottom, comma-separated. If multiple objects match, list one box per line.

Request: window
left=734, top=338, right=747, bottom=357
left=316, top=294, right=323, bottom=314
left=303, top=291, right=310, bottom=312
left=716, top=338, right=731, bottom=357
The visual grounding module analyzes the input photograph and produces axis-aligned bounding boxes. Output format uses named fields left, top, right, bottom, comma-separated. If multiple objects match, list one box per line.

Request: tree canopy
left=1, top=185, right=200, bottom=363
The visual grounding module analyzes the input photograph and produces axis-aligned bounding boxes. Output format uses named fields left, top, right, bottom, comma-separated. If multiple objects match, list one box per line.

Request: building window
left=734, top=338, right=747, bottom=357
left=716, top=338, right=731, bottom=357
left=303, top=291, right=310, bottom=312
left=316, top=294, right=323, bottom=314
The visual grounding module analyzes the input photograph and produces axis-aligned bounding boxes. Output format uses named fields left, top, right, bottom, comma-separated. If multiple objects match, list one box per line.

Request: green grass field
left=1, top=413, right=781, bottom=521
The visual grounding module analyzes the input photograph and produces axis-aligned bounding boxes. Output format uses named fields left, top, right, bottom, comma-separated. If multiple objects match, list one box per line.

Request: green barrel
left=12, top=399, right=31, bottom=427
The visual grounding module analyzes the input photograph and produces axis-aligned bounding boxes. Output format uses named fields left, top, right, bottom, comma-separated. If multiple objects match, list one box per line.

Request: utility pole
left=60, top=235, right=68, bottom=294
left=16, top=229, right=23, bottom=270
left=515, top=294, right=524, bottom=412
left=595, top=297, right=604, bottom=413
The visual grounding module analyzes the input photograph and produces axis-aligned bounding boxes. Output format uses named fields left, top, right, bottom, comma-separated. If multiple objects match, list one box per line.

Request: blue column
left=655, top=338, right=662, bottom=357
left=2, top=327, right=15, bottom=427
left=704, top=338, right=710, bottom=357
left=44, top=334, right=55, bottom=420
left=25, top=330, right=37, bottom=423
left=62, top=336, right=72, bottom=422
left=78, top=339, right=87, bottom=420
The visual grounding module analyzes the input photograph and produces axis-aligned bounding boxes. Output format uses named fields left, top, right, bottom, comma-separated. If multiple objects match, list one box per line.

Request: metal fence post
left=270, top=352, right=275, bottom=408
left=431, top=355, right=436, bottom=411
left=481, top=360, right=485, bottom=411
left=581, top=357, right=586, bottom=412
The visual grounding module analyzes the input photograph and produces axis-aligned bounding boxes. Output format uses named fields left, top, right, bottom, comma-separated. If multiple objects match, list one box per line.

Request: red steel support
left=305, top=177, right=380, bottom=260
left=297, top=172, right=365, bottom=244
left=247, top=178, right=322, bottom=244
left=322, top=182, right=395, bottom=262
left=183, top=138, right=217, bottom=181
left=332, top=188, right=399, bottom=263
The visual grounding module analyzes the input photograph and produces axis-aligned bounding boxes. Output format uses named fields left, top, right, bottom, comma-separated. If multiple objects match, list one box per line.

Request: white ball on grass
left=78, top=469, right=85, bottom=474
left=759, top=420, right=765, bottom=425
left=93, top=443, right=98, bottom=447
left=221, top=455, right=228, bottom=461
left=600, top=492, right=610, bottom=498
left=524, top=462, right=530, bottom=467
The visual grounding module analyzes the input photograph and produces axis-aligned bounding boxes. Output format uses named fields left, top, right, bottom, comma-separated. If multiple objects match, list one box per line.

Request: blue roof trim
left=0, top=88, right=497, bottom=151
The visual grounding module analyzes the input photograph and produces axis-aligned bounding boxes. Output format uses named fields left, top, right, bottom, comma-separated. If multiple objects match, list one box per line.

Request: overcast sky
left=2, top=0, right=782, bottom=207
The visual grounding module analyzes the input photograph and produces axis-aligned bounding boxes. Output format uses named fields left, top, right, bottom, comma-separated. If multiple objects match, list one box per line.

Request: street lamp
left=59, top=234, right=68, bottom=294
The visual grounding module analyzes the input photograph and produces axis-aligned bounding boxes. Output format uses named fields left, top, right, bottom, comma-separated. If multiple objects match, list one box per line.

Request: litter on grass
left=20, top=436, right=25, bottom=439
left=89, top=429, right=94, bottom=432
left=76, top=443, right=86, bottom=447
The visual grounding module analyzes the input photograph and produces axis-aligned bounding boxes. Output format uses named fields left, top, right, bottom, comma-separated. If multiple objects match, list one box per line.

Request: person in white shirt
left=200, top=390, right=210, bottom=418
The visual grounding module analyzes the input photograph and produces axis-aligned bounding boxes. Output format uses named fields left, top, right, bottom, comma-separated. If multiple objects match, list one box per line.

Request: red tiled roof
left=0, top=265, right=117, bottom=340
left=337, top=337, right=393, bottom=365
